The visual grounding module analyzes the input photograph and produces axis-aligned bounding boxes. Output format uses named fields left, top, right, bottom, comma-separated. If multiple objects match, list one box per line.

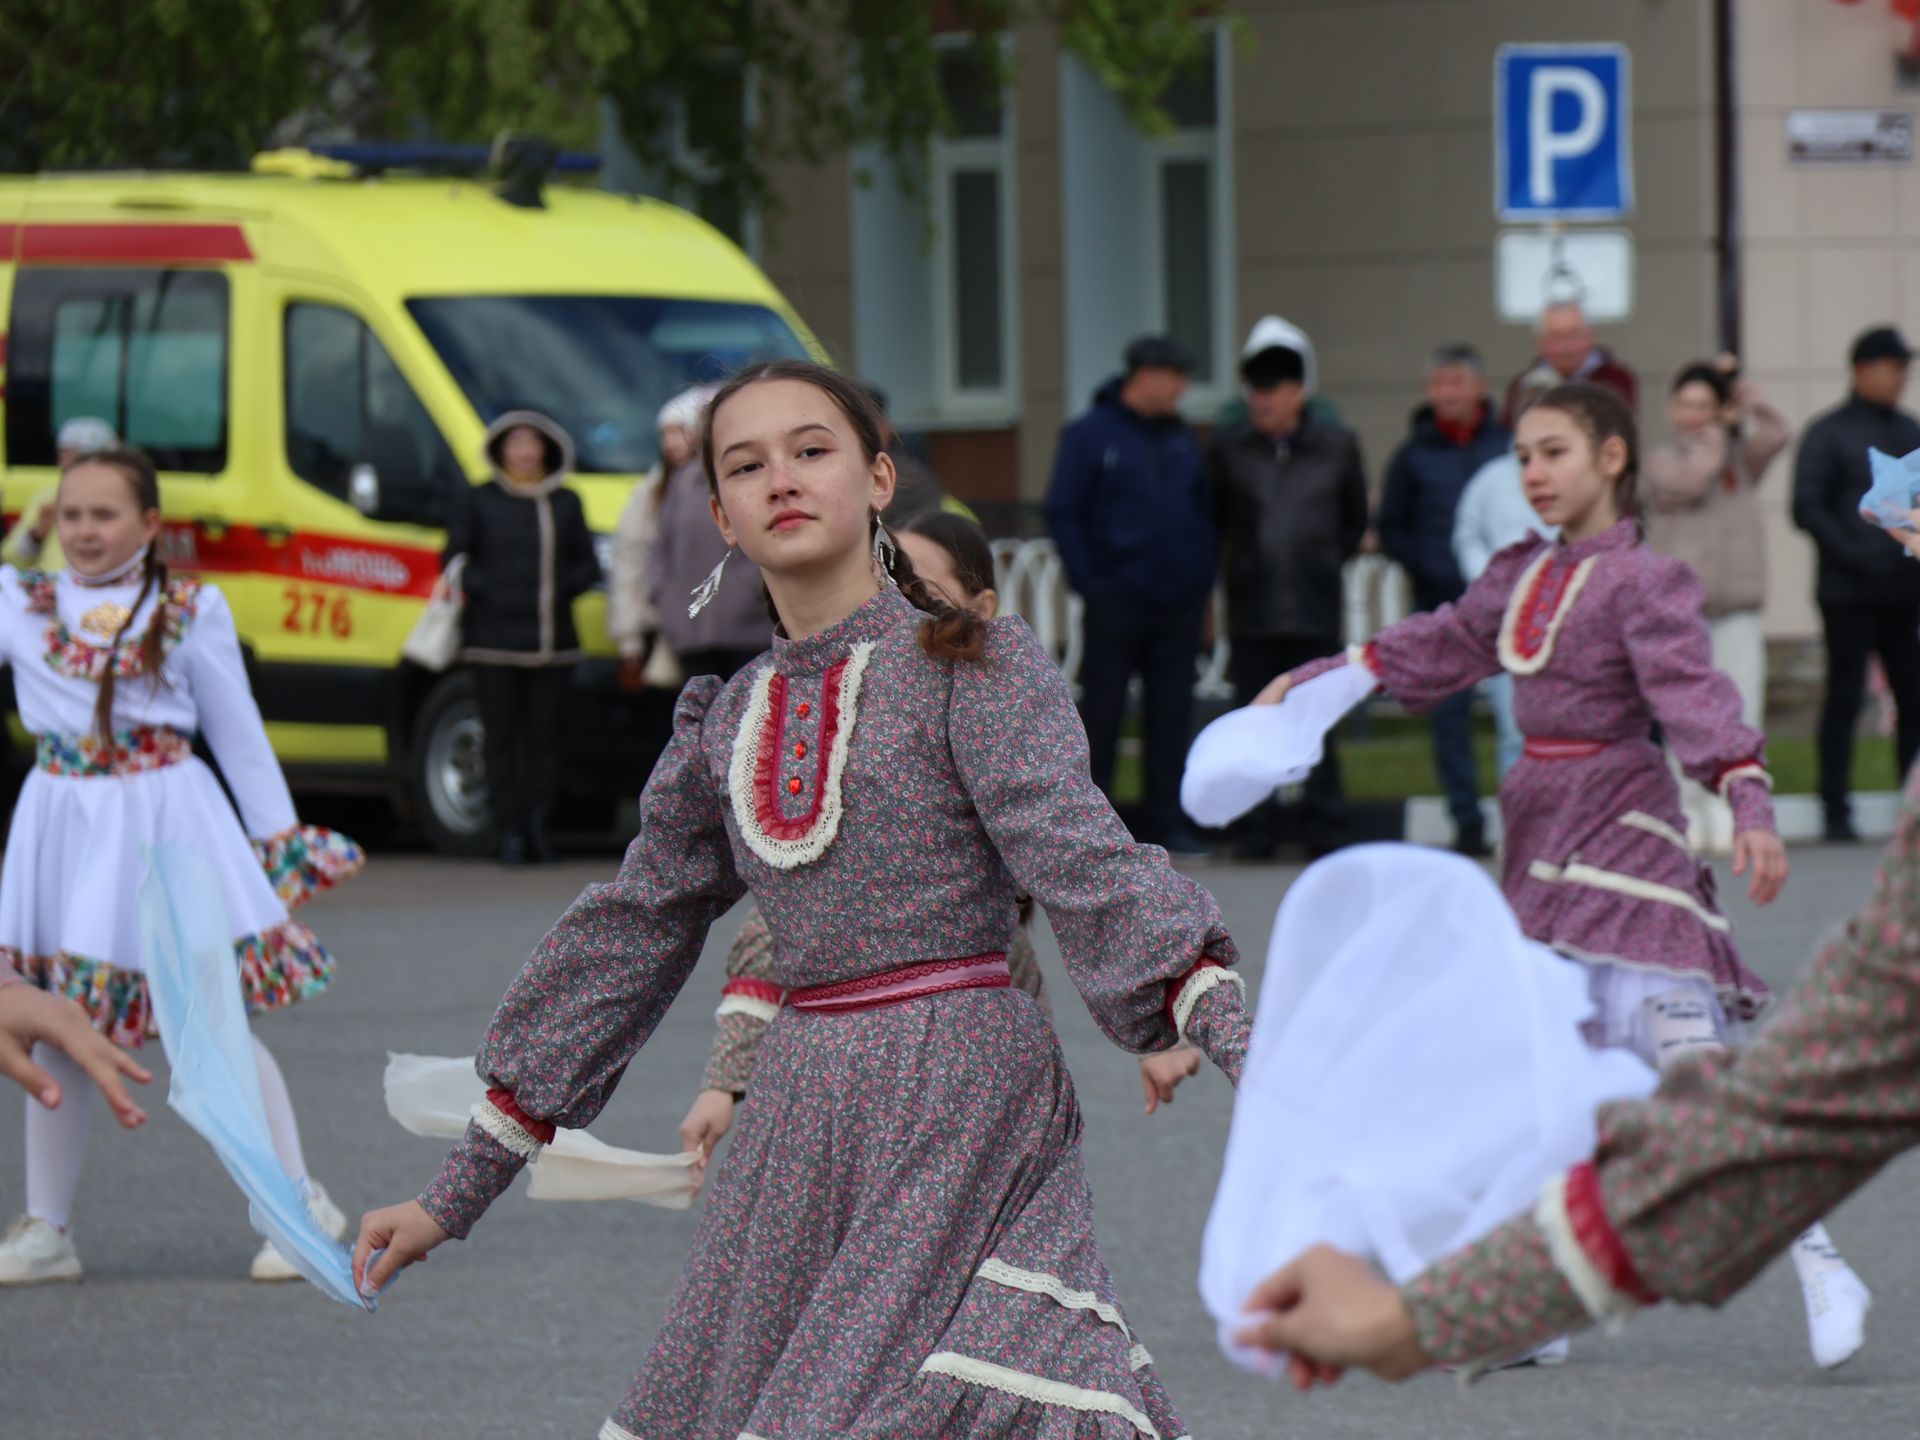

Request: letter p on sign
left=1496, top=44, right=1632, bottom=222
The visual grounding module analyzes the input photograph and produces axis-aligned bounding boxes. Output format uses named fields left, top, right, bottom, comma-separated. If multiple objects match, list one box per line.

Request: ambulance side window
left=4, top=268, right=229, bottom=472
left=284, top=303, right=461, bottom=526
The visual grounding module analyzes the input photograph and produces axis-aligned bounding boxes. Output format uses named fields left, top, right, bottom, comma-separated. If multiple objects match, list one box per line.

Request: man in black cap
left=1207, top=317, right=1369, bottom=858
left=1792, top=325, right=1920, bottom=839
left=1045, top=335, right=1218, bottom=856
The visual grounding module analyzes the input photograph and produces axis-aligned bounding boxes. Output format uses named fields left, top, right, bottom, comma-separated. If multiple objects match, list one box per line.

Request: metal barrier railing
left=989, top=539, right=1412, bottom=700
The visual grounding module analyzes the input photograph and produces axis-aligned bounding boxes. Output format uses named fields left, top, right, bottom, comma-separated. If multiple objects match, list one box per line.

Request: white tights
left=24, top=1033, right=309, bottom=1231
left=1643, top=987, right=1855, bottom=1295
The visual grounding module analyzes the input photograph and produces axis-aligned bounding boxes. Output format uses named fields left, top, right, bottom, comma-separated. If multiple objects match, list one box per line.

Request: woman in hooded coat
left=442, top=411, right=601, bottom=864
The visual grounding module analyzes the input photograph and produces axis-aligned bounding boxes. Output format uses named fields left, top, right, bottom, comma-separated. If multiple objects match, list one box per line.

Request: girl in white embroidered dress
left=1253, top=384, right=1871, bottom=1369
left=0, top=451, right=362, bottom=1289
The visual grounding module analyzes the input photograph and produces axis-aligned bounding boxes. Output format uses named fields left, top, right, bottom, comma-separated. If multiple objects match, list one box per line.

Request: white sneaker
left=0, top=1215, right=82, bottom=1285
left=249, top=1181, right=351, bottom=1282
left=1802, top=1266, right=1872, bottom=1370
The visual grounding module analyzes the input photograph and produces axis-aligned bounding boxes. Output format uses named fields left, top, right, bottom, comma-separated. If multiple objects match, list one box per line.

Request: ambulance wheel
left=411, top=672, right=495, bottom=856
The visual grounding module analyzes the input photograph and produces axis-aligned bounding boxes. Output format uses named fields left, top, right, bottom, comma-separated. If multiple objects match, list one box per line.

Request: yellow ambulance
left=0, top=146, right=815, bottom=851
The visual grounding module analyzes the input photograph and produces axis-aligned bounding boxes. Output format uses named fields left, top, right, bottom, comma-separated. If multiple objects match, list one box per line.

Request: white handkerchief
left=1198, top=844, right=1656, bottom=1374
left=1180, top=662, right=1379, bottom=828
left=383, top=1053, right=700, bottom=1209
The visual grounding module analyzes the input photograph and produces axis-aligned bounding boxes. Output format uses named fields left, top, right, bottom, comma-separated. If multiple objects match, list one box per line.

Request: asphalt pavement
left=4, top=842, right=1917, bottom=1439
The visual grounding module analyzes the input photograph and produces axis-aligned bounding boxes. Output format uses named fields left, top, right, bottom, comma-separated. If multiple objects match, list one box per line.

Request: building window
left=931, top=39, right=1019, bottom=414
left=1144, top=30, right=1232, bottom=394
left=4, top=267, right=229, bottom=473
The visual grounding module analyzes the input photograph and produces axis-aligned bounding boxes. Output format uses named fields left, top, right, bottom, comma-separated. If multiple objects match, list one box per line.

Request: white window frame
left=1141, top=26, right=1235, bottom=415
left=670, top=65, right=762, bottom=260
left=929, top=33, right=1021, bottom=422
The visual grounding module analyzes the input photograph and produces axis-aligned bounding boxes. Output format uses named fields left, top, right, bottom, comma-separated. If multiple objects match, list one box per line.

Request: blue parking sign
left=1496, top=44, right=1632, bottom=221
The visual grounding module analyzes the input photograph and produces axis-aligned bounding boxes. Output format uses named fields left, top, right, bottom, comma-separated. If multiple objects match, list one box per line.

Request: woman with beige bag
left=608, top=385, right=716, bottom=692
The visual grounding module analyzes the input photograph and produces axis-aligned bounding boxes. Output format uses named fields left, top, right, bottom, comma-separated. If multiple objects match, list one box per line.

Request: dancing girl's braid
left=79, top=448, right=171, bottom=744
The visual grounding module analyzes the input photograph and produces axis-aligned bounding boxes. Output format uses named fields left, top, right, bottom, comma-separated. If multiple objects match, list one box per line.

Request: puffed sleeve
left=1620, top=556, right=1775, bottom=835
left=0, top=565, right=36, bottom=667
left=948, top=618, right=1248, bottom=1080
left=1280, top=539, right=1539, bottom=708
left=1360, top=539, right=1535, bottom=710
left=178, top=586, right=299, bottom=840
left=1404, top=768, right=1920, bottom=1366
left=700, top=902, right=779, bottom=1096
left=417, top=677, right=746, bottom=1238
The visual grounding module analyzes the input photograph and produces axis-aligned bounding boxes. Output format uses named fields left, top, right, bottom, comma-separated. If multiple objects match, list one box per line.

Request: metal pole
left=1714, top=0, right=1742, bottom=357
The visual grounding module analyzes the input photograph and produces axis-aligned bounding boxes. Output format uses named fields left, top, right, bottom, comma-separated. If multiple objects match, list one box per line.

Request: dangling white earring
left=872, top=523, right=898, bottom=589
left=688, top=546, right=734, bottom=618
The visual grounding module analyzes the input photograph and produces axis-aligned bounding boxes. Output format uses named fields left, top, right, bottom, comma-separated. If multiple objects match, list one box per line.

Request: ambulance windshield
left=407, top=295, right=810, bottom=474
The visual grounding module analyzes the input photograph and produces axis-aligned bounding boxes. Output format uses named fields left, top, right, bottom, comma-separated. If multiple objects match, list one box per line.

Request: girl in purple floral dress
left=357, top=361, right=1251, bottom=1439
left=1256, top=383, right=1870, bottom=1369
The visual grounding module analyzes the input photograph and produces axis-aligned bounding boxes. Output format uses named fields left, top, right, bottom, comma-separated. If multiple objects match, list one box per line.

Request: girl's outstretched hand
left=354, top=1200, right=448, bottom=1298
left=0, top=985, right=150, bottom=1127
left=1139, top=1046, right=1201, bottom=1115
left=1252, top=673, right=1294, bottom=707
left=1732, top=829, right=1788, bottom=906
left=1231, top=1244, right=1432, bottom=1387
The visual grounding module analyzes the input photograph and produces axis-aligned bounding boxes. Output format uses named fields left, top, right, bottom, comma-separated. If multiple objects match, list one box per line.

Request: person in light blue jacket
left=1450, top=366, right=1559, bottom=778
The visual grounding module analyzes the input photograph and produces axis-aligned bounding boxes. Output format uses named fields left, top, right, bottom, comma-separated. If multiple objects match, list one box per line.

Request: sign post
left=1495, top=43, right=1633, bottom=321
left=1496, top=43, right=1633, bottom=221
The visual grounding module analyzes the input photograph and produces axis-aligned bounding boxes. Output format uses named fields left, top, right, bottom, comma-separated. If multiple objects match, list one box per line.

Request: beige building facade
left=736, top=0, right=1920, bottom=642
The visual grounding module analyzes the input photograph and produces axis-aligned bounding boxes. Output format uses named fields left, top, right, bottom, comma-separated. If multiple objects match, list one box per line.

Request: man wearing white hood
left=1207, top=317, right=1369, bottom=858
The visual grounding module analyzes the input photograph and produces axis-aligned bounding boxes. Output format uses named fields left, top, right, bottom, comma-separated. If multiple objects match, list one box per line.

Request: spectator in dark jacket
left=444, top=410, right=602, bottom=865
left=1501, top=300, right=1638, bottom=423
left=1044, top=336, right=1217, bottom=855
left=1379, top=345, right=1513, bottom=856
left=1792, top=325, right=1920, bottom=840
left=1210, top=320, right=1369, bottom=857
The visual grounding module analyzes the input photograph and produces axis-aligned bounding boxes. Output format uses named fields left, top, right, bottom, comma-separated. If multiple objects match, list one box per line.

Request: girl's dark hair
left=1670, top=361, right=1732, bottom=405
left=1530, top=382, right=1640, bottom=521
left=896, top=509, right=997, bottom=604
left=62, top=448, right=170, bottom=742
left=701, top=359, right=988, bottom=662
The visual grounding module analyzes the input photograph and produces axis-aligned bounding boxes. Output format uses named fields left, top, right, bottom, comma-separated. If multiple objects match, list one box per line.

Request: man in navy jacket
left=1045, top=336, right=1218, bottom=855
left=1379, top=344, right=1513, bottom=856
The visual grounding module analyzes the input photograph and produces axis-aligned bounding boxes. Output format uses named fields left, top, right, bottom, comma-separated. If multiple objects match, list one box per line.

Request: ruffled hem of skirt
left=4, top=918, right=336, bottom=1049
left=252, top=825, right=365, bottom=910
left=889, top=1358, right=1191, bottom=1440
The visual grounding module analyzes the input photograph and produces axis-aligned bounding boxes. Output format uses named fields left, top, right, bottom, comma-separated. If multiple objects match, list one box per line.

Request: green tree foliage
left=0, top=0, right=1230, bottom=219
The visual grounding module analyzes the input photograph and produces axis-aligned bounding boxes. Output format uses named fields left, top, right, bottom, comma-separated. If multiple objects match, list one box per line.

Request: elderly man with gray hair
left=1378, top=344, right=1512, bottom=856
left=1502, top=299, right=1638, bottom=423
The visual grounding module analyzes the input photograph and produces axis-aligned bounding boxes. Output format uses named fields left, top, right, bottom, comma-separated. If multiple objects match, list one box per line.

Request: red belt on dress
left=787, top=954, right=1011, bottom=1014
left=1523, top=736, right=1612, bottom=761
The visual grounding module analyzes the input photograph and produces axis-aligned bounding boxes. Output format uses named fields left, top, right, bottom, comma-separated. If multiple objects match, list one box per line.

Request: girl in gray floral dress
left=356, top=361, right=1251, bottom=1440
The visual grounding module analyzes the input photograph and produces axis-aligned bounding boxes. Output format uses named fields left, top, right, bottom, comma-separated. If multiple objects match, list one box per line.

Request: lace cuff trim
left=918, top=1352, right=1160, bottom=1439
left=716, top=993, right=781, bottom=1023
left=1535, top=1167, right=1654, bottom=1330
left=977, top=1257, right=1131, bottom=1339
left=1714, top=761, right=1771, bottom=799
left=1128, top=1343, right=1153, bottom=1372
left=1172, top=965, right=1245, bottom=1043
left=472, top=1098, right=546, bottom=1161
